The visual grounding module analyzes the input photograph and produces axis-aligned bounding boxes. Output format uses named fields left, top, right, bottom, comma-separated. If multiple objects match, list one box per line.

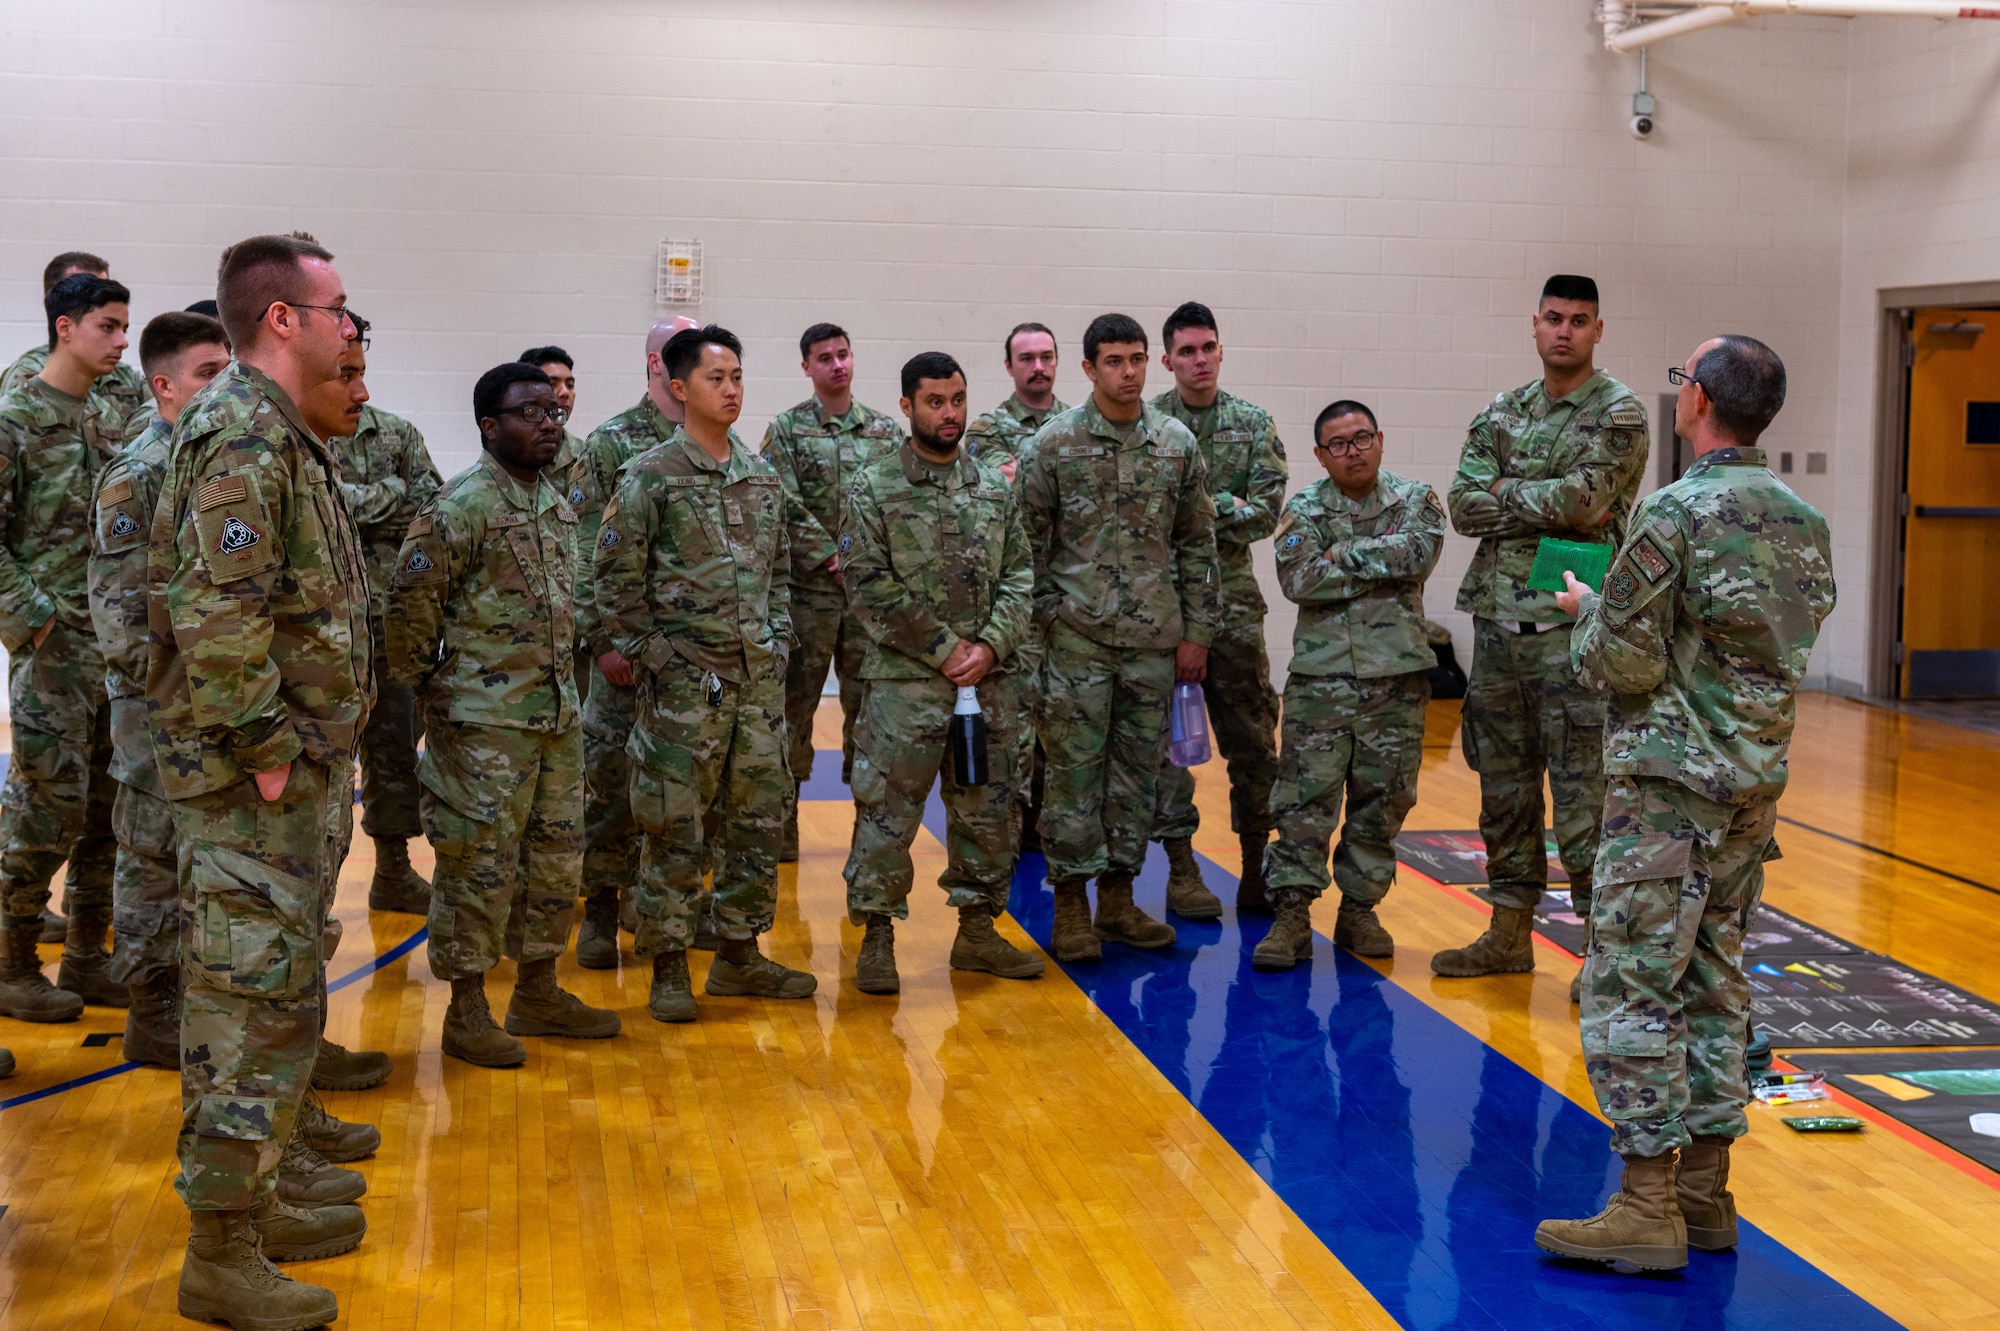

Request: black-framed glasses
left=1316, top=429, right=1378, bottom=457
left=1667, top=366, right=1700, bottom=389
left=495, top=403, right=569, bottom=426
left=270, top=300, right=361, bottom=338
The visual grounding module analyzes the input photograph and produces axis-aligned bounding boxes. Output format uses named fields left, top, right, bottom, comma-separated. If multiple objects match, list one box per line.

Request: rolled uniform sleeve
left=1447, top=409, right=1526, bottom=540
left=1218, top=414, right=1288, bottom=544
left=1573, top=501, right=1685, bottom=696
left=1170, top=452, right=1220, bottom=647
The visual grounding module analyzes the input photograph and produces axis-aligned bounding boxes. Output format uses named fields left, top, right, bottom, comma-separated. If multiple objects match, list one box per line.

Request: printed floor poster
left=1812, top=1050, right=2000, bottom=1172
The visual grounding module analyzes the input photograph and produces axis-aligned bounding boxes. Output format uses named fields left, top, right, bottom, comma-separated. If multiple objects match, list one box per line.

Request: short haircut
left=1314, top=399, right=1379, bottom=441
left=520, top=345, right=573, bottom=370
left=1692, top=335, right=1787, bottom=444
left=42, top=251, right=108, bottom=294
left=1004, top=322, right=1056, bottom=361
left=473, top=361, right=550, bottom=425
left=1540, top=274, right=1600, bottom=307
left=664, top=324, right=744, bottom=384
left=45, top=274, right=130, bottom=349
left=215, top=233, right=336, bottom=351
left=901, top=351, right=965, bottom=400
left=799, top=322, right=848, bottom=361
left=138, top=310, right=229, bottom=379
left=1162, top=301, right=1219, bottom=349
left=1083, top=313, right=1147, bottom=362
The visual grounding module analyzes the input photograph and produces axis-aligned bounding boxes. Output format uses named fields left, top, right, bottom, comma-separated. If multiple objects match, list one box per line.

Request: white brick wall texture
left=0, top=0, right=1978, bottom=695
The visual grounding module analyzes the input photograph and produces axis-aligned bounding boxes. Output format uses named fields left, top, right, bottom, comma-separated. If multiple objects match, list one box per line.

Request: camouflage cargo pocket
left=1606, top=1013, right=1674, bottom=1058
left=187, top=840, right=319, bottom=999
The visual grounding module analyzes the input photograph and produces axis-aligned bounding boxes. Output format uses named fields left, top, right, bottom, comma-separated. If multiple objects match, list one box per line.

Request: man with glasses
left=327, top=317, right=442, bottom=918
left=150, top=234, right=374, bottom=1330
left=1256, top=401, right=1442, bottom=971
left=1436, top=274, right=1649, bottom=985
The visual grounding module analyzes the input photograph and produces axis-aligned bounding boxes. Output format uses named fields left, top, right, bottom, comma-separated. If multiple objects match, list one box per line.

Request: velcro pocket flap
left=194, top=1093, right=283, bottom=1142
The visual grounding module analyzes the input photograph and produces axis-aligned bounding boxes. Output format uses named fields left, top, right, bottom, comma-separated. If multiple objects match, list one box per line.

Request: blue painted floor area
left=802, top=754, right=1903, bottom=1330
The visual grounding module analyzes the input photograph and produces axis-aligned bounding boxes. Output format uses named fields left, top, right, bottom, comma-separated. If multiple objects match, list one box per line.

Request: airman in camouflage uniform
left=595, top=324, right=817, bottom=1023
left=1436, top=275, right=1648, bottom=981
left=1017, top=314, right=1219, bottom=963
left=1146, top=305, right=1289, bottom=919
left=966, top=390, right=1070, bottom=474
left=1537, top=335, right=1834, bottom=1272
left=1258, top=403, right=1442, bottom=972
left=0, top=291, right=132, bottom=1030
left=763, top=324, right=903, bottom=851
left=3, top=348, right=152, bottom=440
left=839, top=352, right=1044, bottom=994
left=389, top=363, right=619, bottom=1067
left=330, top=401, right=441, bottom=911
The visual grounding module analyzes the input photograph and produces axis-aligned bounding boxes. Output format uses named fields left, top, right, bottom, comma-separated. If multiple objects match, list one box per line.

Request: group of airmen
left=0, top=235, right=1834, bottom=1328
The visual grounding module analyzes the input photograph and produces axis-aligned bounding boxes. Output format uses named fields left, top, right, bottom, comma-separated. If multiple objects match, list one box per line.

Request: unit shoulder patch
left=1605, top=568, right=1638, bottom=611
left=404, top=547, right=434, bottom=574
left=1631, top=532, right=1675, bottom=584
left=109, top=510, right=140, bottom=538
left=217, top=514, right=260, bottom=555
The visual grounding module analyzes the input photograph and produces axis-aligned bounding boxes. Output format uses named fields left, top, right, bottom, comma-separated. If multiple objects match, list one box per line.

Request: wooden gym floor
left=0, top=692, right=1994, bottom=1328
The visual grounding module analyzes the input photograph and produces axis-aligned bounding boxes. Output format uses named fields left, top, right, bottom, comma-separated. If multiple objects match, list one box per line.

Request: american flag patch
left=196, top=475, right=248, bottom=511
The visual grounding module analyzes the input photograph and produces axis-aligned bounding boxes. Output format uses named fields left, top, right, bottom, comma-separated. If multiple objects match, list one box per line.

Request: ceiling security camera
left=1630, top=114, right=1654, bottom=139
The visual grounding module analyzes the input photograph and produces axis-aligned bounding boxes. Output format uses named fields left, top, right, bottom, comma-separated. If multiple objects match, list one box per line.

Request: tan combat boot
left=575, top=892, right=620, bottom=970
left=691, top=894, right=721, bottom=951
left=0, top=920, right=83, bottom=1022
left=179, top=1207, right=339, bottom=1330
left=1334, top=897, right=1395, bottom=958
left=1676, top=1134, right=1739, bottom=1251
left=0, top=1045, right=12, bottom=1078
left=311, top=1036, right=391, bottom=1091
left=706, top=936, right=817, bottom=998
left=649, top=951, right=696, bottom=1023
left=854, top=914, right=899, bottom=994
left=296, top=1091, right=379, bottom=1162
left=56, top=902, right=128, bottom=1008
left=1092, top=872, right=1176, bottom=951
left=276, top=1134, right=368, bottom=1206
left=950, top=904, right=1045, bottom=979
left=252, top=1194, right=367, bottom=1262
left=506, top=956, right=621, bottom=1038
left=1535, top=1152, right=1688, bottom=1270
left=367, top=836, right=431, bottom=914
left=1569, top=914, right=1595, bottom=1005
left=1235, top=832, right=1275, bottom=916
left=123, top=971, right=180, bottom=1069
left=1162, top=838, right=1222, bottom=920
left=1430, top=904, right=1536, bottom=977
left=1049, top=879, right=1101, bottom=962
left=1253, top=891, right=1315, bottom=972
left=441, top=974, right=527, bottom=1067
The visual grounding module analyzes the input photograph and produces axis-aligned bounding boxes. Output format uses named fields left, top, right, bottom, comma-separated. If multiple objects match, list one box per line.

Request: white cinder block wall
left=0, top=0, right=1919, bottom=687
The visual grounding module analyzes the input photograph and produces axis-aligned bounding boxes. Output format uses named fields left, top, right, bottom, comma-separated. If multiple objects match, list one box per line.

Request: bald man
left=571, top=317, right=699, bottom=969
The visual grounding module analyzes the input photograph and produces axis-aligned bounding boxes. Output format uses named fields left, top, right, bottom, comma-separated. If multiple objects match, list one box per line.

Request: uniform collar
left=1082, top=397, right=1160, bottom=446
left=1321, top=472, right=1400, bottom=520
left=1685, top=445, right=1765, bottom=478
left=812, top=398, right=866, bottom=431
left=899, top=440, right=971, bottom=488
left=669, top=425, right=750, bottom=478
left=1530, top=370, right=1604, bottom=420
left=478, top=449, right=556, bottom=512
left=232, top=361, right=325, bottom=447
left=637, top=395, right=679, bottom=442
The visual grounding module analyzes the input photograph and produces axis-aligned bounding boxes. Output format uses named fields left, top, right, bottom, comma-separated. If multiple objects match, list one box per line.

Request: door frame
left=1871, top=281, right=2000, bottom=697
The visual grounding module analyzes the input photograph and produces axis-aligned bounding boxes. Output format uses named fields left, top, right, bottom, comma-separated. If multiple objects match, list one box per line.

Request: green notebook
left=1527, top=538, right=1614, bottom=593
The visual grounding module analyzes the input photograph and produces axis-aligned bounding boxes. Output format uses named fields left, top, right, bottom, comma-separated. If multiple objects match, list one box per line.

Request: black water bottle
left=950, top=685, right=988, bottom=786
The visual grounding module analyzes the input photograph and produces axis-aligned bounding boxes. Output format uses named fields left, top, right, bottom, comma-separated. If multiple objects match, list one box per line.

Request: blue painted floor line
left=824, top=761, right=1910, bottom=1330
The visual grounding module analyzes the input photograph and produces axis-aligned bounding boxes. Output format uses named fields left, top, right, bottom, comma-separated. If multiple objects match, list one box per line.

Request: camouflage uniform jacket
left=572, top=395, right=676, bottom=658
left=761, top=396, right=902, bottom=577
left=1275, top=471, right=1444, bottom=679
left=966, top=392, right=1069, bottom=472
left=841, top=442, right=1033, bottom=680
left=1448, top=371, right=1648, bottom=624
left=2, top=346, right=151, bottom=439
left=145, top=361, right=375, bottom=799
left=594, top=427, right=794, bottom=686
left=329, top=404, right=441, bottom=623
left=386, top=451, right=580, bottom=734
left=1150, top=387, right=1290, bottom=620
left=1016, top=398, right=1220, bottom=651
left=89, top=414, right=173, bottom=795
left=1571, top=446, right=1835, bottom=807
left=0, top=374, right=126, bottom=649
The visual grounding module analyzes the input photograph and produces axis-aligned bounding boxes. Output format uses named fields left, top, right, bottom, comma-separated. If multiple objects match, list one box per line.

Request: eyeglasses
left=1667, top=367, right=1701, bottom=390
left=1316, top=429, right=1378, bottom=456
left=495, top=403, right=570, bottom=426
left=270, top=300, right=361, bottom=338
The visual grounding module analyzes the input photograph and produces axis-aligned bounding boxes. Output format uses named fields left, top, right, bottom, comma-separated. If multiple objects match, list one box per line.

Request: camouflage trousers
left=1582, top=774, right=1777, bottom=1158
left=627, top=654, right=788, bottom=955
left=1462, top=617, right=1606, bottom=917
left=844, top=673, right=1019, bottom=924
left=1265, top=670, right=1429, bottom=905
left=420, top=721, right=582, bottom=981
left=357, top=643, right=422, bottom=841
left=106, top=697, right=178, bottom=984
left=174, top=758, right=348, bottom=1211
left=783, top=571, right=863, bottom=786
left=579, top=661, right=639, bottom=908
left=1039, top=620, right=1174, bottom=882
left=1151, top=619, right=1280, bottom=842
left=0, top=620, right=116, bottom=926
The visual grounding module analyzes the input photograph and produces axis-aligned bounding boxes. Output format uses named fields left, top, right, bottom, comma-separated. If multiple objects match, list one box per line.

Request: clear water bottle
left=1169, top=681, right=1212, bottom=767
left=950, top=685, right=989, bottom=786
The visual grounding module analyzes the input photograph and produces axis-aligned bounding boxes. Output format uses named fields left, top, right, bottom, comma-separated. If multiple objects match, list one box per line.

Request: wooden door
left=1902, top=308, right=2000, bottom=696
